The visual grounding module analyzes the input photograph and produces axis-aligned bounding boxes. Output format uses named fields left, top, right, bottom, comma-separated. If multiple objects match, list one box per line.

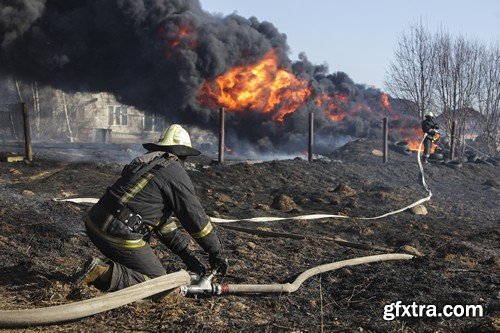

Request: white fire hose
left=0, top=271, right=191, bottom=328
left=0, top=254, right=414, bottom=327
left=181, top=253, right=414, bottom=296
left=2, top=141, right=428, bottom=327
left=213, top=135, right=432, bottom=223
left=56, top=135, right=432, bottom=223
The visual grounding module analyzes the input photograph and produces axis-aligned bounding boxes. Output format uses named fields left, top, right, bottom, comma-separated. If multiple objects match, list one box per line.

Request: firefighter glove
left=178, top=249, right=206, bottom=276
left=209, top=251, right=228, bottom=276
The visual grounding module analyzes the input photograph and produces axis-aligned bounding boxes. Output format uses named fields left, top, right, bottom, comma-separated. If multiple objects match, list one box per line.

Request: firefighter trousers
left=85, top=223, right=166, bottom=292
left=423, top=137, right=433, bottom=158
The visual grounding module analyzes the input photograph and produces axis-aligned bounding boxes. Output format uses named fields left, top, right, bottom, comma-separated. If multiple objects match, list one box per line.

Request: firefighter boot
left=74, top=257, right=112, bottom=289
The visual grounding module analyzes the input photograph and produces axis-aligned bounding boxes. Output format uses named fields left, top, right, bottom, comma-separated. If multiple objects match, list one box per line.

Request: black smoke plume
left=0, top=0, right=419, bottom=155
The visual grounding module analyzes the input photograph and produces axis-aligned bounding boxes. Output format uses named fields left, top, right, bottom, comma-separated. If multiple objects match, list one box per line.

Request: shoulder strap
left=129, top=154, right=173, bottom=183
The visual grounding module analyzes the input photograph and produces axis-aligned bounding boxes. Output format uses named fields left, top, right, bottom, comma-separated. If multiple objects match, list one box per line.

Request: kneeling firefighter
left=76, top=124, right=228, bottom=291
left=421, top=112, right=440, bottom=163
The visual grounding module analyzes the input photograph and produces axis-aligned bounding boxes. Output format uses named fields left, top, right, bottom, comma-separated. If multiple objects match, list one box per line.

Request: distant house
left=69, top=92, right=166, bottom=144
left=0, top=79, right=167, bottom=144
left=435, top=108, right=485, bottom=140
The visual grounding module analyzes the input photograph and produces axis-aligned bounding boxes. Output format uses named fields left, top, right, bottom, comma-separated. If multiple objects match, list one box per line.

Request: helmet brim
left=142, top=143, right=201, bottom=156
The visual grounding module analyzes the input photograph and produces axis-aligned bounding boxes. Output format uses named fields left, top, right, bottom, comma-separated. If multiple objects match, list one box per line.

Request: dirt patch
left=271, top=194, right=302, bottom=212
left=0, top=139, right=498, bottom=332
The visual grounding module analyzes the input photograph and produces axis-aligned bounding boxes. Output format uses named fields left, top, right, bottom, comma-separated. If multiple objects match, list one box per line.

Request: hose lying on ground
left=0, top=270, right=190, bottom=328
left=57, top=135, right=433, bottom=224
left=55, top=198, right=98, bottom=204
left=220, top=253, right=414, bottom=294
left=0, top=255, right=413, bottom=326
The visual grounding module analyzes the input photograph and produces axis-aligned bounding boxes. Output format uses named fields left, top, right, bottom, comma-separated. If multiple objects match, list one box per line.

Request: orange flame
left=315, top=93, right=348, bottom=122
left=170, top=27, right=195, bottom=49
left=406, top=137, right=423, bottom=152
left=196, top=48, right=432, bottom=151
left=158, top=25, right=197, bottom=57
left=351, top=103, right=371, bottom=114
left=380, top=93, right=391, bottom=110
left=401, top=127, right=437, bottom=153
left=198, top=50, right=312, bottom=122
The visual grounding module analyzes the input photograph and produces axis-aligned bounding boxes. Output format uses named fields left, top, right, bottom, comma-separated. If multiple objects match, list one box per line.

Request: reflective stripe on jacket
left=87, top=151, right=221, bottom=253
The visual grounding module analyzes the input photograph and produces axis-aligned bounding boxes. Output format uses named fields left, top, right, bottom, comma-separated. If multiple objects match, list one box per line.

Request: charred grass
left=0, top=139, right=498, bottom=332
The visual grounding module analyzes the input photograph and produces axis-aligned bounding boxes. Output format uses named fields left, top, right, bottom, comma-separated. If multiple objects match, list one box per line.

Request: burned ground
left=0, top=139, right=498, bottom=332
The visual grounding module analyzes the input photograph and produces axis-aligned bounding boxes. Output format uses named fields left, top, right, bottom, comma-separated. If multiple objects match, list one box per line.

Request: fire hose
left=0, top=254, right=413, bottom=327
left=211, top=135, right=432, bottom=223
left=181, top=253, right=414, bottom=296
left=0, top=271, right=190, bottom=328
left=57, top=134, right=433, bottom=223
left=3, top=142, right=426, bottom=327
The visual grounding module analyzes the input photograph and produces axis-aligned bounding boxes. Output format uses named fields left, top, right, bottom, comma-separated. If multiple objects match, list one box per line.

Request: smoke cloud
left=0, top=0, right=419, bottom=155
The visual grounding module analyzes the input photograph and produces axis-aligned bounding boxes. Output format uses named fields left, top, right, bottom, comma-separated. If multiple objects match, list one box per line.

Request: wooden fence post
left=21, top=102, right=32, bottom=162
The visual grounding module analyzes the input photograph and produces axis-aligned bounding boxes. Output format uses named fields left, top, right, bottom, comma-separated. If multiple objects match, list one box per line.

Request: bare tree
left=14, top=79, right=23, bottom=103
left=61, top=91, right=74, bottom=142
left=434, top=33, right=481, bottom=155
left=30, top=81, right=41, bottom=140
left=476, top=42, right=500, bottom=155
left=385, top=22, right=436, bottom=119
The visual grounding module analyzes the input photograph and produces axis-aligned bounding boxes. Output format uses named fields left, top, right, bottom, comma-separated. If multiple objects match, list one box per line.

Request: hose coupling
left=212, top=283, right=229, bottom=295
left=179, top=269, right=219, bottom=296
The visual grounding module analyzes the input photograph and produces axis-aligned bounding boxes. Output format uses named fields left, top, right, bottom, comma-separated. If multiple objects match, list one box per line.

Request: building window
left=108, top=106, right=128, bottom=126
left=144, top=113, right=163, bottom=132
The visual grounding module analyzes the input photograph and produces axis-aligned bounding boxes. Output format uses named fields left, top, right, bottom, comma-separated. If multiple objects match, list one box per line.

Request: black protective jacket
left=87, top=151, right=221, bottom=254
left=421, top=116, right=439, bottom=139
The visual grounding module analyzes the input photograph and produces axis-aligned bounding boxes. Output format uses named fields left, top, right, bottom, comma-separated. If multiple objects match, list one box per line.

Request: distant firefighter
left=421, top=112, right=440, bottom=163
left=75, top=124, right=228, bottom=291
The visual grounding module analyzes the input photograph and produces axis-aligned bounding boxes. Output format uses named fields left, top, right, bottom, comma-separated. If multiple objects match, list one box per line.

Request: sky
left=200, top=0, right=500, bottom=90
